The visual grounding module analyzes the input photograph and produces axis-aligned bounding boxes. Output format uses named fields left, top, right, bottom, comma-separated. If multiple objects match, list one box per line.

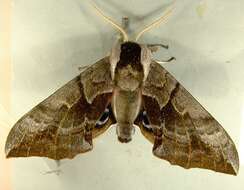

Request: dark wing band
left=5, top=57, right=114, bottom=160
left=140, top=61, right=239, bottom=175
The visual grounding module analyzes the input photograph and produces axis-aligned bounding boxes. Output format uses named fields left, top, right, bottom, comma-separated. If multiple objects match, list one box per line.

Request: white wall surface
left=1, top=0, right=244, bottom=189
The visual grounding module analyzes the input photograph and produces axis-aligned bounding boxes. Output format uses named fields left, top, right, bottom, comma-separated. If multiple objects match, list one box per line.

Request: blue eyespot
left=142, top=111, right=152, bottom=132
left=96, top=108, right=110, bottom=127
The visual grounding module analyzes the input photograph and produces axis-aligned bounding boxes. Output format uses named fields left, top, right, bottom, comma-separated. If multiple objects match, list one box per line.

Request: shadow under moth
left=5, top=2, right=239, bottom=175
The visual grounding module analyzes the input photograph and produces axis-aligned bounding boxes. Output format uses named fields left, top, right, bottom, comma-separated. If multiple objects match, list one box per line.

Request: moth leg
left=42, top=159, right=62, bottom=175
left=154, top=56, right=176, bottom=65
left=148, top=43, right=176, bottom=64
left=147, top=44, right=169, bottom=52
left=44, top=161, right=62, bottom=175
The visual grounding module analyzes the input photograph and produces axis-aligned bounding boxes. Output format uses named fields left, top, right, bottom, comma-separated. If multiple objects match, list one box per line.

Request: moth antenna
left=135, top=1, right=175, bottom=41
left=90, top=1, right=129, bottom=42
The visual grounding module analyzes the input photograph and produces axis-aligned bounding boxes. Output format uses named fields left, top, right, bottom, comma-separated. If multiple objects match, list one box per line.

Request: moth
left=5, top=2, right=239, bottom=175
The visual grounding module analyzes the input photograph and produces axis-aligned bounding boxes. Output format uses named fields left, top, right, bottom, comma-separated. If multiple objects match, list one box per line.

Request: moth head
left=92, top=0, right=174, bottom=88
left=109, top=41, right=152, bottom=91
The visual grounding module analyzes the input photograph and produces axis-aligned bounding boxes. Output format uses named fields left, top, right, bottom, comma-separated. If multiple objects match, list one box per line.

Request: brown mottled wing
left=140, top=61, right=239, bottom=175
left=5, top=57, right=114, bottom=160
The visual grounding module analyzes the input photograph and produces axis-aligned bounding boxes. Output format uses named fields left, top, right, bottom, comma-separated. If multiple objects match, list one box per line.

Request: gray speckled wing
left=140, top=61, right=239, bottom=175
left=5, top=58, right=113, bottom=160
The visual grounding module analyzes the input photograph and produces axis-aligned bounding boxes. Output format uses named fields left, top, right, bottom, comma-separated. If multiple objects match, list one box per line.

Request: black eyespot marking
left=142, top=111, right=153, bottom=132
left=95, top=107, right=110, bottom=128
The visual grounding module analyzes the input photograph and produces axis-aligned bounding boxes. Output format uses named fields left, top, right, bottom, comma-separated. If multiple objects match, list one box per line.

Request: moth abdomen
left=116, top=123, right=135, bottom=143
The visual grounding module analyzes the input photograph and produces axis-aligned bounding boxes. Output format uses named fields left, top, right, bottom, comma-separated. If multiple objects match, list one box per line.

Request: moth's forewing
left=139, top=61, right=239, bottom=175
left=5, top=58, right=114, bottom=160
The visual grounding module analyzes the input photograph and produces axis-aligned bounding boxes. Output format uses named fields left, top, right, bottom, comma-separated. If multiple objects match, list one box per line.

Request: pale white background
left=4, top=0, right=244, bottom=189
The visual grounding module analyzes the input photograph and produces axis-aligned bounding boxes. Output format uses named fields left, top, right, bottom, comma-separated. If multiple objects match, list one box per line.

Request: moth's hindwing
left=139, top=61, right=239, bottom=175
left=5, top=57, right=114, bottom=160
